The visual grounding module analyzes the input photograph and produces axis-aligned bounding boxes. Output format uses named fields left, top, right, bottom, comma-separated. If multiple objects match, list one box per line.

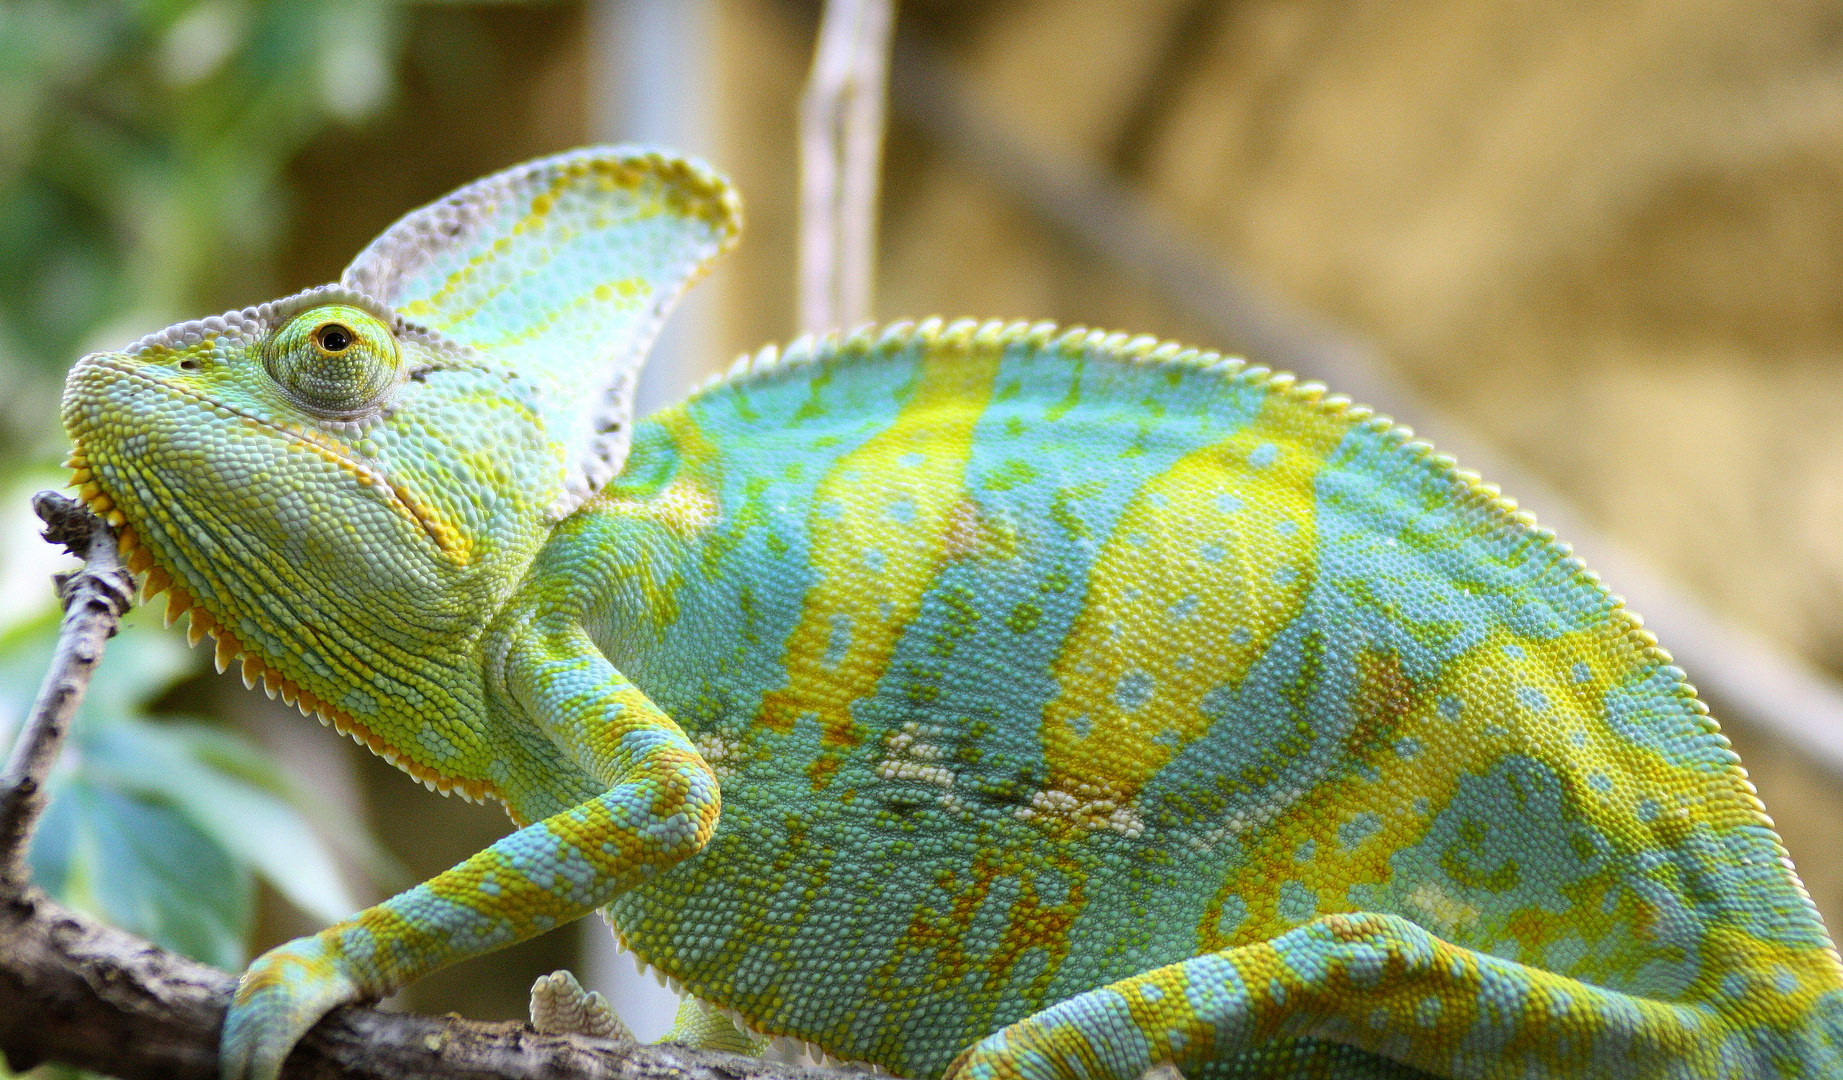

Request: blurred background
left=4, top=0, right=1843, bottom=1058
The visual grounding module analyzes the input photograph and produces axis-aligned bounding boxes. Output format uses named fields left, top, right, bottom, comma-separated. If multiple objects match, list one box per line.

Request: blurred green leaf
left=167, top=718, right=414, bottom=896
left=4, top=609, right=370, bottom=964
left=82, top=715, right=361, bottom=924
left=32, top=772, right=253, bottom=970
left=0, top=0, right=409, bottom=458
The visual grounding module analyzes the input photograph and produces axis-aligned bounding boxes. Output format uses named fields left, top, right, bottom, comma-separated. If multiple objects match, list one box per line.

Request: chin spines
left=139, top=565, right=171, bottom=603
left=186, top=607, right=216, bottom=647
left=121, top=533, right=152, bottom=574
left=72, top=480, right=127, bottom=531
left=225, top=632, right=497, bottom=806
left=61, top=454, right=506, bottom=810
left=240, top=654, right=264, bottom=690
left=213, top=628, right=240, bottom=673
left=66, top=455, right=128, bottom=534
left=161, top=586, right=193, bottom=627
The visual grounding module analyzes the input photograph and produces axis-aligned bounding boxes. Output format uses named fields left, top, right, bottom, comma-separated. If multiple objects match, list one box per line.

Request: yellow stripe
left=1037, top=393, right=1350, bottom=810
left=597, top=409, right=725, bottom=632
left=758, top=339, right=1004, bottom=784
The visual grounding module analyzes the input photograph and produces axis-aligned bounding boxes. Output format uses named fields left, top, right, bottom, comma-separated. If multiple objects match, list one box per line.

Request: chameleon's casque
left=60, top=147, right=1843, bottom=1080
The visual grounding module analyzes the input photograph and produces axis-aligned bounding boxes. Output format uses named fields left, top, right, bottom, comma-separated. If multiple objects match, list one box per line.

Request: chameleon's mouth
left=61, top=357, right=497, bottom=805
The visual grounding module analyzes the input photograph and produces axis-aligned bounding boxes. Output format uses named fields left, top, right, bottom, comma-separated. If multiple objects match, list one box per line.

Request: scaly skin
left=59, top=147, right=1843, bottom=1080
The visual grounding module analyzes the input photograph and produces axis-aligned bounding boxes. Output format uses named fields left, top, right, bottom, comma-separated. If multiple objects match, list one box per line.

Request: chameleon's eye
left=265, top=305, right=400, bottom=416
left=315, top=323, right=353, bottom=353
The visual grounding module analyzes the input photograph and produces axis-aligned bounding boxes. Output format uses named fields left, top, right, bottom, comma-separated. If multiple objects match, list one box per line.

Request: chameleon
left=58, top=145, right=1843, bottom=1080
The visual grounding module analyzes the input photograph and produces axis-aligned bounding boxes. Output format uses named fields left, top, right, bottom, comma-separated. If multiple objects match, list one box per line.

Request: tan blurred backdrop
left=254, top=0, right=1843, bottom=1029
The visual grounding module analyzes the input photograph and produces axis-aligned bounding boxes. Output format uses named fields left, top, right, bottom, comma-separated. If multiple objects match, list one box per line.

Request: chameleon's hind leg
left=946, top=912, right=1747, bottom=1080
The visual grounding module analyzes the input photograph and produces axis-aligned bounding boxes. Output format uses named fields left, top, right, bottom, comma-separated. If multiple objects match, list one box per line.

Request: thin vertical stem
left=0, top=494, right=133, bottom=885
left=798, top=0, right=895, bottom=335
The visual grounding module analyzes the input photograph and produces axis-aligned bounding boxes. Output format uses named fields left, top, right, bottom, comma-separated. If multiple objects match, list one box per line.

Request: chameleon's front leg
left=219, top=620, right=719, bottom=1080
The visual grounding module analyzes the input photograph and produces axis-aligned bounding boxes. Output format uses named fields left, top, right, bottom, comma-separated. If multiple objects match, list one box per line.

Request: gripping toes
left=530, top=969, right=635, bottom=1043
left=220, top=934, right=362, bottom=1080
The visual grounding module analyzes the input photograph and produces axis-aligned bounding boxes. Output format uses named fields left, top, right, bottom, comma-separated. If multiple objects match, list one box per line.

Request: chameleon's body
left=59, top=148, right=1843, bottom=1080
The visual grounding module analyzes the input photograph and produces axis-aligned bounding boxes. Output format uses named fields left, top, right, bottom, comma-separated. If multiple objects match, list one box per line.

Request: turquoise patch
left=1338, top=812, right=1382, bottom=851
left=1115, top=671, right=1154, bottom=711
left=1278, top=880, right=1317, bottom=922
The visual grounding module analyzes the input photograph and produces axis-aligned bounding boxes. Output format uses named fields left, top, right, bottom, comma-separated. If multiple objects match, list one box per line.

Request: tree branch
left=798, top=0, right=895, bottom=333
left=0, top=885, right=825, bottom=1080
left=0, top=495, right=828, bottom=1080
left=0, top=492, right=133, bottom=887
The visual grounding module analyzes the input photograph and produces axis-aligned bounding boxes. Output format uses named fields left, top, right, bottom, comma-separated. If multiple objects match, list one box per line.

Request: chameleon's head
left=61, top=286, right=561, bottom=619
left=60, top=148, right=738, bottom=792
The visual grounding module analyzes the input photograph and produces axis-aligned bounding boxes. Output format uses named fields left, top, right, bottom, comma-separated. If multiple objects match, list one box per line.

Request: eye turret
left=265, top=305, right=401, bottom=416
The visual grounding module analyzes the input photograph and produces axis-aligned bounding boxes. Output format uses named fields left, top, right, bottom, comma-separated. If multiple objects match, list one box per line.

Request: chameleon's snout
left=61, top=345, right=233, bottom=542
left=61, top=347, right=203, bottom=467
left=61, top=350, right=147, bottom=458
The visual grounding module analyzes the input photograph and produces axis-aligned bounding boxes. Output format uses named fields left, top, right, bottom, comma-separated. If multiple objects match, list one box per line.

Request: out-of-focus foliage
left=0, top=0, right=406, bottom=457
left=0, top=605, right=365, bottom=969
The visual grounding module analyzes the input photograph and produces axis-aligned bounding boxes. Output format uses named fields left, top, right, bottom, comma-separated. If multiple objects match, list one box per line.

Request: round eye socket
left=264, top=305, right=401, bottom=417
left=315, top=323, right=353, bottom=353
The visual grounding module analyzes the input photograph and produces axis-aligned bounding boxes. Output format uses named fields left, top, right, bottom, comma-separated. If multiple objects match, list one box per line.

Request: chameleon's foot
left=529, top=970, right=636, bottom=1043
left=220, top=935, right=362, bottom=1080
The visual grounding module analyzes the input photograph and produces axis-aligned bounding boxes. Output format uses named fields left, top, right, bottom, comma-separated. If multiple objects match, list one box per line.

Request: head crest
left=342, top=146, right=741, bottom=515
